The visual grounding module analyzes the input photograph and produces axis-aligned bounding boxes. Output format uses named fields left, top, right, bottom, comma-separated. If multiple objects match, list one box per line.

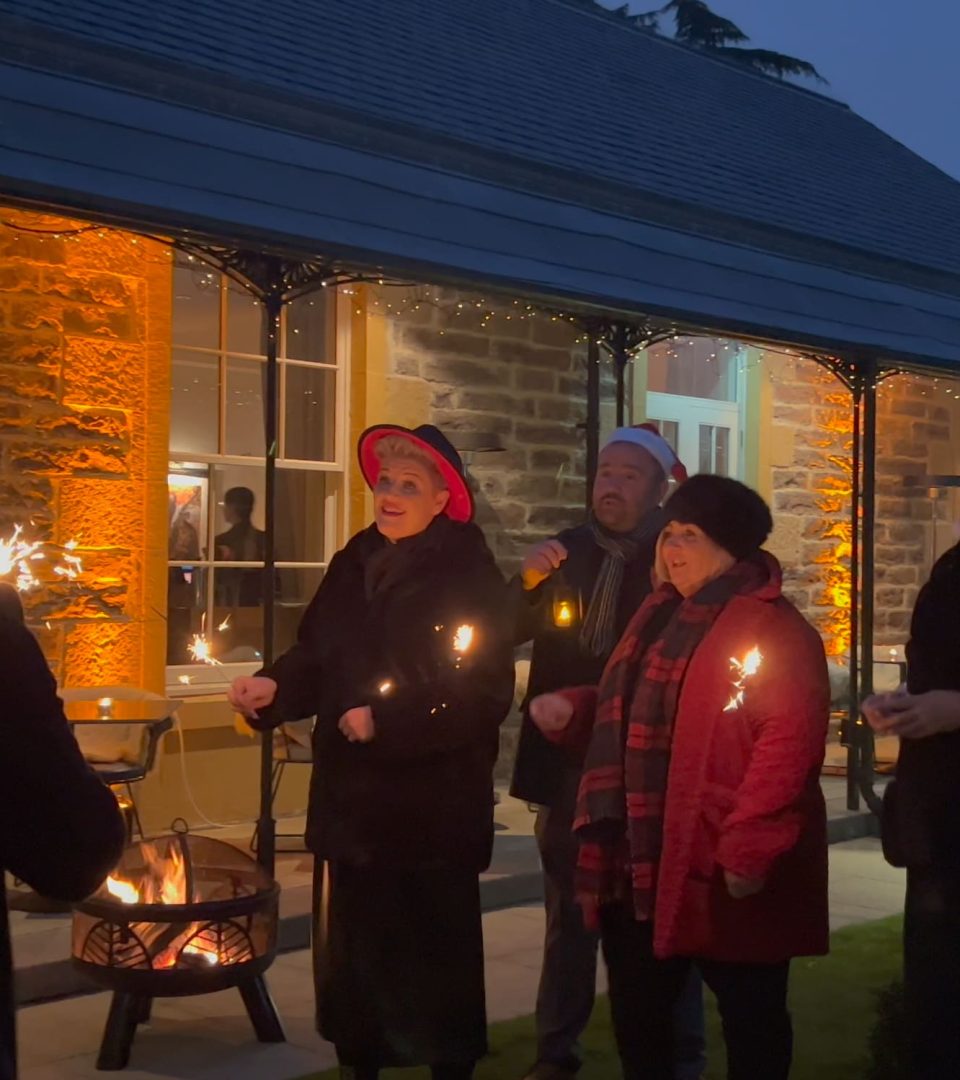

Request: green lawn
left=300, top=916, right=902, bottom=1080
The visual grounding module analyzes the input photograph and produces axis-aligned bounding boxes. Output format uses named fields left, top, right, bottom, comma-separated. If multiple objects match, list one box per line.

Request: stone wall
left=370, top=286, right=606, bottom=577
left=0, top=208, right=171, bottom=689
left=764, top=354, right=960, bottom=658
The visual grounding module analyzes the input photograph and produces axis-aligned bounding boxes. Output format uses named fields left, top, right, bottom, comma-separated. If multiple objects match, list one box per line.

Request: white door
left=646, top=392, right=740, bottom=478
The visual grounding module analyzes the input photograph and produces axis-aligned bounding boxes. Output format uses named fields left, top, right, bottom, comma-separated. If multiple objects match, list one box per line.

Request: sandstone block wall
left=764, top=355, right=960, bottom=657
left=374, top=288, right=609, bottom=577
left=0, top=208, right=171, bottom=690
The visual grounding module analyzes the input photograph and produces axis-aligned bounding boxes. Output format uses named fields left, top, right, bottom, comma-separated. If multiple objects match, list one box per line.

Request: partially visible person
left=510, top=426, right=705, bottom=1080
left=0, top=592, right=126, bottom=1080
left=532, top=475, right=830, bottom=1080
left=215, top=486, right=266, bottom=607
left=864, top=540, right=960, bottom=1079
left=229, top=424, right=514, bottom=1080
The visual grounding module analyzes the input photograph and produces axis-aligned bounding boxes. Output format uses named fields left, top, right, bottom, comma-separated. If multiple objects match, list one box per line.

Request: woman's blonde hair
left=374, top=435, right=447, bottom=489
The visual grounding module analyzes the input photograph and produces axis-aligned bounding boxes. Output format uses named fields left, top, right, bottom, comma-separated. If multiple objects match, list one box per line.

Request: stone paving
left=14, top=836, right=905, bottom=1080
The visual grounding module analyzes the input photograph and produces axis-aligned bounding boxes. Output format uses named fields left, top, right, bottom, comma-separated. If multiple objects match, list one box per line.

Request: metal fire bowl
left=72, top=885, right=279, bottom=997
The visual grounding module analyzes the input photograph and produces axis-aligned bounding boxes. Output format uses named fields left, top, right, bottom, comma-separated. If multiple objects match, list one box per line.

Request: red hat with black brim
left=358, top=424, right=475, bottom=523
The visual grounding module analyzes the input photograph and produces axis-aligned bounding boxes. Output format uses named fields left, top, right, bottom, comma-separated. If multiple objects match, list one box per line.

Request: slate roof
left=2, top=0, right=960, bottom=366
left=4, top=0, right=959, bottom=281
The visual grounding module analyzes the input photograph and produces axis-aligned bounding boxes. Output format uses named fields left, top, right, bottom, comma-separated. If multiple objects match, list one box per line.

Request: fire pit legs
left=94, top=978, right=283, bottom=1070
left=96, top=992, right=149, bottom=1071
left=239, top=974, right=285, bottom=1043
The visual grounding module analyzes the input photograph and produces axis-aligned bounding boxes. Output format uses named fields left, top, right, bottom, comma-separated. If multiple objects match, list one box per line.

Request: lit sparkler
left=188, top=634, right=222, bottom=666
left=453, top=624, right=474, bottom=654
left=723, top=646, right=763, bottom=713
left=53, top=538, right=83, bottom=580
left=0, top=525, right=44, bottom=592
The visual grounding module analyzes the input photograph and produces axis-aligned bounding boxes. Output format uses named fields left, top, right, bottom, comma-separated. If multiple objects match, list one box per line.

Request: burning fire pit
left=72, top=834, right=283, bottom=1070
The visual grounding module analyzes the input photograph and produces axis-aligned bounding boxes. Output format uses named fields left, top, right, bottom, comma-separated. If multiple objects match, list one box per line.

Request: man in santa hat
left=511, top=425, right=704, bottom=1080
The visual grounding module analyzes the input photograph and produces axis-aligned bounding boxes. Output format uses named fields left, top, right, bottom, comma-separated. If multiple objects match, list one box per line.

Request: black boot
left=432, top=1065, right=475, bottom=1080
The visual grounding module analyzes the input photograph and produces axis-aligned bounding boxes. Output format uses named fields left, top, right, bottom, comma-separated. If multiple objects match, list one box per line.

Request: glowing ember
left=217, top=615, right=231, bottom=632
left=453, top=624, right=474, bottom=654
left=723, top=646, right=763, bottom=713
left=0, top=525, right=44, bottom=592
left=178, top=674, right=193, bottom=685
left=554, top=602, right=573, bottom=627
left=378, top=679, right=394, bottom=695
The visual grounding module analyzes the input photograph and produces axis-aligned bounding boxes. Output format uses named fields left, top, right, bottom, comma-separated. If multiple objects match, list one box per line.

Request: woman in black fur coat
left=229, top=424, right=514, bottom=1080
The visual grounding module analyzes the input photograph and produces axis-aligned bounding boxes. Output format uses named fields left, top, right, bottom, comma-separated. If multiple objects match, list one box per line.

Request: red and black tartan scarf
left=574, top=556, right=768, bottom=925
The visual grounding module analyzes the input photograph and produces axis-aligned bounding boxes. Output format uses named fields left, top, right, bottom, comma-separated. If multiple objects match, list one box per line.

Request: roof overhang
left=4, top=61, right=960, bottom=369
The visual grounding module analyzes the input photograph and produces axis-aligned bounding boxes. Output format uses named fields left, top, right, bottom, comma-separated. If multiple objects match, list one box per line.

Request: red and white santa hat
left=602, top=423, right=688, bottom=483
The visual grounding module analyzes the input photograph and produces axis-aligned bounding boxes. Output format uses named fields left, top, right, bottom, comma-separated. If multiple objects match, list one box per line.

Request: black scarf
left=580, top=508, right=666, bottom=658
left=363, top=515, right=453, bottom=602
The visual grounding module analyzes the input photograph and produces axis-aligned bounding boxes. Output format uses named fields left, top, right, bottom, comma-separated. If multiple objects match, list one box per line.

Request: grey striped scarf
left=580, top=509, right=665, bottom=658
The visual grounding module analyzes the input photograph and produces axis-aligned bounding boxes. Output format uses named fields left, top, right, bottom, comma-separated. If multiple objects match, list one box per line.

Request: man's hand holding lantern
left=530, top=693, right=574, bottom=735
left=521, top=539, right=569, bottom=591
left=227, top=675, right=278, bottom=717
left=339, top=706, right=375, bottom=743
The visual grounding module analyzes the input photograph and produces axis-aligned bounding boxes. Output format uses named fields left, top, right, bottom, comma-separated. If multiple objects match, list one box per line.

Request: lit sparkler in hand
left=453, top=624, right=474, bottom=654
left=723, top=646, right=763, bottom=713
left=188, top=615, right=222, bottom=666
left=188, top=634, right=221, bottom=665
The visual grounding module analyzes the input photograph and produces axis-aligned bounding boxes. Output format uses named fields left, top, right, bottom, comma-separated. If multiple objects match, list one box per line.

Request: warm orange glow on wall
left=811, top=408, right=854, bottom=658
left=0, top=208, right=171, bottom=690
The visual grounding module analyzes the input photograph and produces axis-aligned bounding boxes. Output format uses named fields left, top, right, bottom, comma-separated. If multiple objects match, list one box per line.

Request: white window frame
left=165, top=275, right=351, bottom=697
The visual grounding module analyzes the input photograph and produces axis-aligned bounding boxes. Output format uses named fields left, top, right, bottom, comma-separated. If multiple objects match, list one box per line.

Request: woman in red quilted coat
left=531, top=475, right=830, bottom=1080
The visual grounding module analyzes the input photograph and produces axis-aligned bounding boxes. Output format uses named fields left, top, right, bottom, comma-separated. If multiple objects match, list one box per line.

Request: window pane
left=226, top=282, right=264, bottom=355
left=284, top=293, right=330, bottom=361
left=715, top=427, right=730, bottom=477
left=276, top=470, right=331, bottom=562
left=226, top=357, right=266, bottom=457
left=647, top=338, right=737, bottom=401
left=166, top=564, right=209, bottom=664
left=698, top=424, right=714, bottom=474
left=275, top=567, right=325, bottom=655
left=648, top=418, right=679, bottom=454
left=212, top=570, right=265, bottom=664
left=284, top=364, right=336, bottom=461
left=173, top=258, right=221, bottom=349
left=211, top=462, right=266, bottom=554
left=170, top=351, right=219, bottom=454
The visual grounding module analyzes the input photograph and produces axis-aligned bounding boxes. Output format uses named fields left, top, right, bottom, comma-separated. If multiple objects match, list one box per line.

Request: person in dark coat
left=228, top=424, right=515, bottom=1080
left=0, top=583, right=126, bottom=1080
left=532, top=477, right=830, bottom=1080
left=864, top=540, right=960, bottom=1079
left=510, top=425, right=705, bottom=1080
left=214, top=486, right=266, bottom=608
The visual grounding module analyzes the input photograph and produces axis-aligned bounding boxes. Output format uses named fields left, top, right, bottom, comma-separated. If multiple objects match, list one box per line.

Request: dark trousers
left=534, top=772, right=705, bottom=1077
left=904, top=865, right=960, bottom=1079
left=600, top=904, right=792, bottom=1080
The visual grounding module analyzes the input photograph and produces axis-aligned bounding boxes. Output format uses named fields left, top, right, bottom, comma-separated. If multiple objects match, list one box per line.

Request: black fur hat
left=663, top=474, right=773, bottom=560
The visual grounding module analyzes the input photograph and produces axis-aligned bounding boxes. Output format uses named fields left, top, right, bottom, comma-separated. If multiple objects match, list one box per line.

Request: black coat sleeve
left=252, top=548, right=352, bottom=729
left=0, top=621, right=126, bottom=901
left=367, top=564, right=516, bottom=760
left=510, top=574, right=550, bottom=647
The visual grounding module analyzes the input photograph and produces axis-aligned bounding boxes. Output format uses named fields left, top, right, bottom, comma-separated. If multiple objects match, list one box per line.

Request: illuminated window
left=166, top=256, right=347, bottom=692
